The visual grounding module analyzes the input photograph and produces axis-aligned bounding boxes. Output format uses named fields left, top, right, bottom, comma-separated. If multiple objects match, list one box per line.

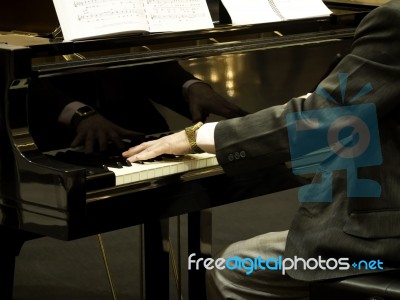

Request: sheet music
left=53, top=0, right=149, bottom=41
left=272, top=0, right=332, bottom=20
left=52, top=0, right=213, bottom=40
left=143, top=0, right=214, bottom=32
left=221, top=0, right=282, bottom=25
left=221, top=0, right=331, bottom=26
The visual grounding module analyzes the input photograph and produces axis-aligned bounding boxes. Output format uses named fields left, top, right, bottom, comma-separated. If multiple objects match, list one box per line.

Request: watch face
left=77, top=106, right=95, bottom=116
left=71, top=105, right=96, bottom=127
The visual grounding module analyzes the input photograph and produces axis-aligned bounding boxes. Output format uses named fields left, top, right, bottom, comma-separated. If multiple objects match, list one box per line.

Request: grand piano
left=0, top=0, right=379, bottom=299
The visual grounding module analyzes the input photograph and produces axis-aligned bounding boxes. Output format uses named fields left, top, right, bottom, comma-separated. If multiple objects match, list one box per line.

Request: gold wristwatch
left=185, top=122, right=204, bottom=153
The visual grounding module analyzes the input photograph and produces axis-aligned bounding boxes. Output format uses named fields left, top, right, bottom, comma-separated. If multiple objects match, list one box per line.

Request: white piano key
left=107, top=153, right=218, bottom=186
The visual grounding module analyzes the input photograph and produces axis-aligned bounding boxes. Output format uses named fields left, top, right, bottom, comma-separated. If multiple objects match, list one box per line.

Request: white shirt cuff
left=58, top=101, right=86, bottom=125
left=196, top=122, right=217, bottom=154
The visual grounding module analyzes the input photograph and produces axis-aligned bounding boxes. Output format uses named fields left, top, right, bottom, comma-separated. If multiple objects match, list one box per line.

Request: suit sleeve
left=140, top=61, right=199, bottom=118
left=214, top=1, right=400, bottom=175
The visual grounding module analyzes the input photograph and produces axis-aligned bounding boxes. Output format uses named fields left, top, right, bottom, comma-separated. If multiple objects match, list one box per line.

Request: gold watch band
left=185, top=122, right=204, bottom=153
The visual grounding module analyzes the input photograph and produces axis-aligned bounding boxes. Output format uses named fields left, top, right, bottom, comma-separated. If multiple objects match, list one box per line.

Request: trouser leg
left=206, top=230, right=310, bottom=300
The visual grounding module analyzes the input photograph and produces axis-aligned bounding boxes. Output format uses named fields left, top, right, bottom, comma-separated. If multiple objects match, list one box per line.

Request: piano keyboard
left=108, top=153, right=218, bottom=185
left=45, top=147, right=219, bottom=186
left=44, top=132, right=221, bottom=187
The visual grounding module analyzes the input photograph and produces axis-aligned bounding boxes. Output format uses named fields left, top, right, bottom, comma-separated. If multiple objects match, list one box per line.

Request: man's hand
left=123, top=130, right=191, bottom=163
left=71, top=113, right=144, bottom=153
left=187, top=83, right=248, bottom=122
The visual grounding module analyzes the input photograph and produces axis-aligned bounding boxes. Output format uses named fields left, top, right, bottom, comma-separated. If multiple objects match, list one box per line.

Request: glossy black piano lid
left=0, top=1, right=59, bottom=36
left=9, top=1, right=371, bottom=58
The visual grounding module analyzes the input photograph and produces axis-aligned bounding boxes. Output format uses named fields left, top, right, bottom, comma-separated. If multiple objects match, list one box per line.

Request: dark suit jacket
left=214, top=0, right=400, bottom=281
left=29, top=61, right=196, bottom=150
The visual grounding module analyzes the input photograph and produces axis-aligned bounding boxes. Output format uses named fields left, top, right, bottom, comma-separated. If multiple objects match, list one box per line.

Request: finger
left=97, top=131, right=109, bottom=152
left=70, top=132, right=85, bottom=148
left=124, top=138, right=174, bottom=162
left=122, top=141, right=156, bottom=158
left=129, top=148, right=160, bottom=162
left=105, top=131, right=124, bottom=149
left=84, top=131, right=95, bottom=153
left=124, top=145, right=162, bottom=163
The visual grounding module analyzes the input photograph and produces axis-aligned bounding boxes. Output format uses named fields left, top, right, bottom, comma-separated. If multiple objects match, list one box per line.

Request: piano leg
left=0, top=226, right=39, bottom=300
left=143, top=212, right=211, bottom=300
left=144, top=221, right=169, bottom=300
left=188, top=210, right=212, bottom=300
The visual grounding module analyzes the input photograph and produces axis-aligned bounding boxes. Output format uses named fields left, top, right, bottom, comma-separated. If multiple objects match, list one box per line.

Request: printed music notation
left=72, top=0, right=143, bottom=23
left=72, top=0, right=208, bottom=23
left=143, top=0, right=213, bottom=31
left=147, top=6, right=209, bottom=22
left=73, top=0, right=131, bottom=6
left=52, top=0, right=214, bottom=40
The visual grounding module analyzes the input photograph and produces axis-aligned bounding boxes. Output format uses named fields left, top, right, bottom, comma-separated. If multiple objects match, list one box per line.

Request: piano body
left=0, top=0, right=378, bottom=299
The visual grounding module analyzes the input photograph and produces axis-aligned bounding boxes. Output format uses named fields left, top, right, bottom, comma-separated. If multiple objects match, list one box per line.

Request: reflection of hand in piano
left=48, top=133, right=173, bottom=169
left=70, top=112, right=146, bottom=154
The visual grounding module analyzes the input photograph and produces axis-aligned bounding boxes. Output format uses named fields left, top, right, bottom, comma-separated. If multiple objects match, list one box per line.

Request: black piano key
left=51, top=132, right=178, bottom=170
left=125, top=159, right=132, bottom=166
left=54, top=151, right=122, bottom=169
left=89, top=153, right=123, bottom=168
left=107, top=155, right=132, bottom=166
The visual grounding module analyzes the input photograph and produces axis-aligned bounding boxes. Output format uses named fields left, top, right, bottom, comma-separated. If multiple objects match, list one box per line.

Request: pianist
left=30, top=61, right=247, bottom=153
left=123, top=1, right=400, bottom=299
